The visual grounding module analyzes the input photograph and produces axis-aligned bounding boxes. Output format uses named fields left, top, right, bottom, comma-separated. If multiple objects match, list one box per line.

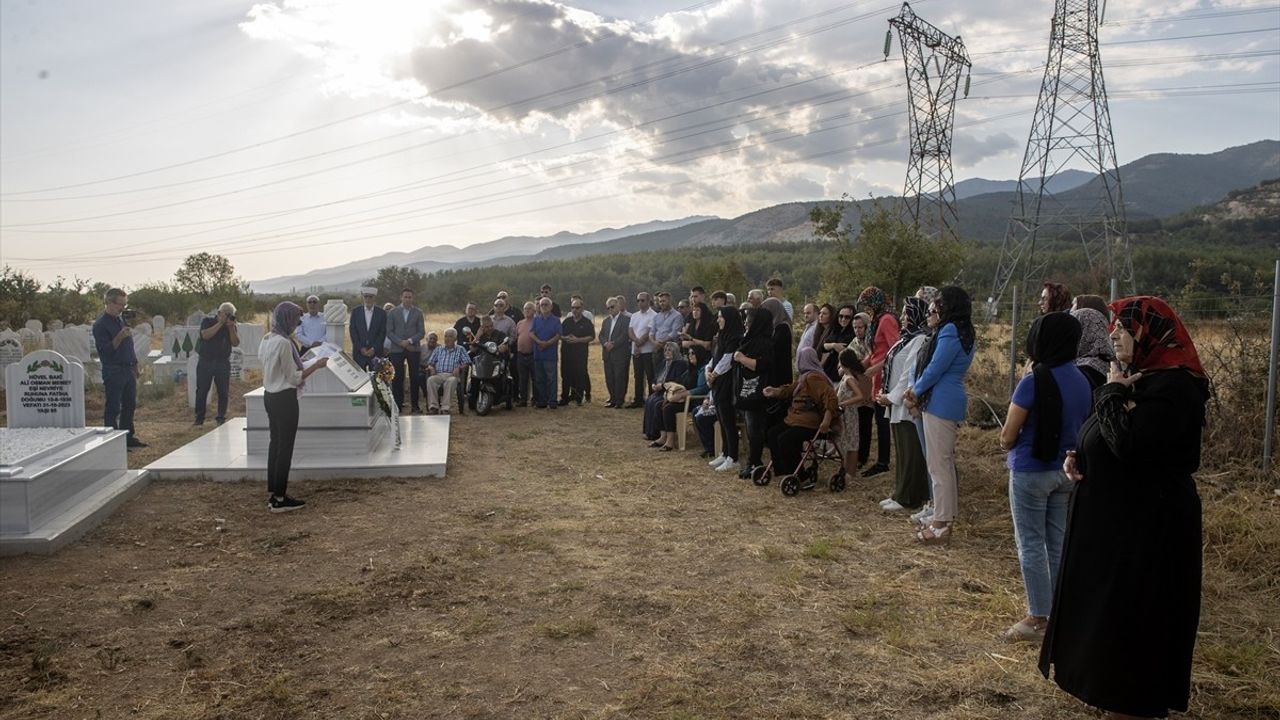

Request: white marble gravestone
left=4, top=350, right=86, bottom=428
left=50, top=327, right=93, bottom=364
left=48, top=319, right=64, bottom=331
left=235, top=323, right=265, bottom=370
left=132, top=324, right=153, bottom=364
left=1, top=350, right=149, bottom=555
left=151, top=315, right=165, bottom=332
left=186, top=311, right=205, bottom=328
left=323, top=300, right=349, bottom=348
left=0, top=334, right=23, bottom=372
left=18, top=328, right=42, bottom=351
left=24, top=319, right=42, bottom=334
left=229, top=348, right=244, bottom=380
left=163, top=326, right=198, bottom=360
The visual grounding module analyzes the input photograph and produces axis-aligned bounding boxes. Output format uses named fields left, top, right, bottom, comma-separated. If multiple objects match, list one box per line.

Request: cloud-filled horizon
left=1, top=0, right=1276, bottom=287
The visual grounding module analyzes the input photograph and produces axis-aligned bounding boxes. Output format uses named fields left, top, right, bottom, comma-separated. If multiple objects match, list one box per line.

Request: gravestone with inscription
left=0, top=333, right=23, bottom=372
left=151, top=315, right=165, bottom=332
left=229, top=347, right=244, bottom=380
left=236, top=322, right=265, bottom=370
left=4, top=350, right=86, bottom=428
left=1, top=349, right=149, bottom=555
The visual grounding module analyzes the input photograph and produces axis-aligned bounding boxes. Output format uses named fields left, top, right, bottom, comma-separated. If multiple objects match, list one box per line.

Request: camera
left=121, top=308, right=137, bottom=320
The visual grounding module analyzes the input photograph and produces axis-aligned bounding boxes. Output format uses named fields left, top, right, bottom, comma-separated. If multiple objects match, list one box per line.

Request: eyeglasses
left=571, top=306, right=583, bottom=310
left=838, top=314, right=852, bottom=320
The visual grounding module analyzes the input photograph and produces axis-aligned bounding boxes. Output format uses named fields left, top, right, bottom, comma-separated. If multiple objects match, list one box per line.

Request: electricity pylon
left=988, top=0, right=1133, bottom=317
left=885, top=2, right=971, bottom=242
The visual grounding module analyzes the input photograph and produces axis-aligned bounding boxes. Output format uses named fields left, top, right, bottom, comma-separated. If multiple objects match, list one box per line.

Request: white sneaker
left=708, top=455, right=727, bottom=467
left=715, top=459, right=740, bottom=472
left=882, top=499, right=906, bottom=512
left=878, top=497, right=895, bottom=508
left=911, top=505, right=934, bottom=525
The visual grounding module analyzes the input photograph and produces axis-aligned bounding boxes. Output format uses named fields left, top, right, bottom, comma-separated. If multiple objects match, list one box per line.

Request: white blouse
left=259, top=334, right=303, bottom=393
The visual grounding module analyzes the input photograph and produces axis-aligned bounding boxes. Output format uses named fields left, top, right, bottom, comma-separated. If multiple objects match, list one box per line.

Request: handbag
left=663, top=382, right=689, bottom=404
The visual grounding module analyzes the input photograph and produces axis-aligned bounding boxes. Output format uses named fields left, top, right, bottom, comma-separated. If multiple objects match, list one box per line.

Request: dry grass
left=0, top=319, right=1277, bottom=718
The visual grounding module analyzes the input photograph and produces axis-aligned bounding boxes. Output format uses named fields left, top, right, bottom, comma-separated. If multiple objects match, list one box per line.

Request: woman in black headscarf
left=819, top=303, right=857, bottom=382
left=682, top=301, right=716, bottom=365
left=997, top=312, right=1091, bottom=643
left=733, top=307, right=776, bottom=478
left=707, top=307, right=745, bottom=473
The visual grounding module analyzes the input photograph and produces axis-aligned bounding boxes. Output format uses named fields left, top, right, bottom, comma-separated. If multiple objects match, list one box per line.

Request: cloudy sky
left=1, top=0, right=1276, bottom=288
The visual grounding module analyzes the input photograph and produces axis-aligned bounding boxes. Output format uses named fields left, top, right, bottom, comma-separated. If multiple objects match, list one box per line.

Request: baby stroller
left=751, top=427, right=848, bottom=496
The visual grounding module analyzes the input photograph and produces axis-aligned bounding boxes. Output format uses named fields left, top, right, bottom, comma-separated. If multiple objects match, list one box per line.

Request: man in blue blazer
left=350, top=287, right=388, bottom=371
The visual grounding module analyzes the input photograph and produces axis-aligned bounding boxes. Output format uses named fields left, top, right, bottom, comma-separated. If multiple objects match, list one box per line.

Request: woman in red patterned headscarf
left=1040, top=296, right=1209, bottom=720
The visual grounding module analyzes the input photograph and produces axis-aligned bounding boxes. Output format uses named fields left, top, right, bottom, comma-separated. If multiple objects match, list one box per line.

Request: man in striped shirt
left=424, top=328, right=471, bottom=415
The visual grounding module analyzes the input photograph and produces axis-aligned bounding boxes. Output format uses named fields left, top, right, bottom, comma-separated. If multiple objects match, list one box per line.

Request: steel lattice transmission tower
left=885, top=2, right=971, bottom=242
left=988, top=0, right=1133, bottom=316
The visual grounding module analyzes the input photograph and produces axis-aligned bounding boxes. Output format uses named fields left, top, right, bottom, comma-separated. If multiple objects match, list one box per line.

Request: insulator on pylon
left=964, top=74, right=971, bottom=97
left=884, top=30, right=892, bottom=58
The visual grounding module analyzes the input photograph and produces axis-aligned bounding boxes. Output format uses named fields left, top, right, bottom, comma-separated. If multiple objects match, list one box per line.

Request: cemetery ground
left=0, top=325, right=1277, bottom=719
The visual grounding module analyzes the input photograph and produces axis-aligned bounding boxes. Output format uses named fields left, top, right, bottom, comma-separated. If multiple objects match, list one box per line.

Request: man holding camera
left=194, top=302, right=241, bottom=426
left=92, top=288, right=147, bottom=449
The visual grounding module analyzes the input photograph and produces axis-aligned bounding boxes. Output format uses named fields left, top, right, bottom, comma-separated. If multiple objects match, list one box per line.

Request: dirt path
left=1, top=376, right=1276, bottom=719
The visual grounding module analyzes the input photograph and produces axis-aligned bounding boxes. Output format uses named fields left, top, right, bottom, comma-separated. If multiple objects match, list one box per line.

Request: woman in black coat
left=707, top=307, right=745, bottom=473
left=1040, top=296, right=1209, bottom=719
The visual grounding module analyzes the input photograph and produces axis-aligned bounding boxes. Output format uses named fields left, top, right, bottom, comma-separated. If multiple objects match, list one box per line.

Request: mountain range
left=251, top=139, right=1279, bottom=293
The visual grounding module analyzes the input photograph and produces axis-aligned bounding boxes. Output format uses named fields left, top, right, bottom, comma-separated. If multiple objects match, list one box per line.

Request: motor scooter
left=469, top=340, right=514, bottom=415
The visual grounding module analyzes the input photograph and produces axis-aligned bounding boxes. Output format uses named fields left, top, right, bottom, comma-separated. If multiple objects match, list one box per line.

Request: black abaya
left=1039, top=370, right=1206, bottom=718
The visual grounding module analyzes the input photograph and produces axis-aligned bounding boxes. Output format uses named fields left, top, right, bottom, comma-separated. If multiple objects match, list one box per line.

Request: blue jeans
left=1009, top=468, right=1072, bottom=617
left=101, top=363, right=137, bottom=438
left=533, top=359, right=557, bottom=407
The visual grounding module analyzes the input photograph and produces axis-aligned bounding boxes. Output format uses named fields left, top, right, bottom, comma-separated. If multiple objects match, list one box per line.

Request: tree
left=813, top=197, right=965, bottom=305
left=0, top=266, right=42, bottom=328
left=174, top=252, right=241, bottom=297
left=366, top=265, right=428, bottom=303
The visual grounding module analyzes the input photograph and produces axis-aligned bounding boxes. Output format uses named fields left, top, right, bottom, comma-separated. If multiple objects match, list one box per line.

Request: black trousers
left=560, top=345, right=589, bottom=401
left=716, top=398, right=738, bottom=461
left=857, top=406, right=874, bottom=464
left=194, top=356, right=230, bottom=423
left=874, top=403, right=891, bottom=465
left=631, top=352, right=653, bottom=404
left=743, top=409, right=769, bottom=467
left=264, top=389, right=299, bottom=498
left=767, top=422, right=821, bottom=477
left=603, top=348, right=630, bottom=405
left=389, top=351, right=423, bottom=409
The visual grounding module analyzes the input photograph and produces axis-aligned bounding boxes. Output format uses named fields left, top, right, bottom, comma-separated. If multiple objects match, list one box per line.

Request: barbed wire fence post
left=1264, top=259, right=1279, bottom=474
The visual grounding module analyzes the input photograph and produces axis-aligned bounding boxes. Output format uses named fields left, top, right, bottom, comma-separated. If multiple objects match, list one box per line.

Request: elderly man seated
left=424, top=328, right=470, bottom=415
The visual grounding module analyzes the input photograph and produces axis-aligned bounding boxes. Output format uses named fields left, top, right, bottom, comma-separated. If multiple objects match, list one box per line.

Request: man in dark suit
left=349, top=287, right=388, bottom=371
left=386, top=288, right=426, bottom=413
left=598, top=296, right=631, bottom=408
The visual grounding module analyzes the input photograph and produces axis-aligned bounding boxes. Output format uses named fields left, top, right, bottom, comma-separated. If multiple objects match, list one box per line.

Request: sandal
left=659, top=445, right=675, bottom=452
left=913, top=524, right=951, bottom=545
left=1000, top=619, right=1047, bottom=643
left=648, top=441, right=664, bottom=448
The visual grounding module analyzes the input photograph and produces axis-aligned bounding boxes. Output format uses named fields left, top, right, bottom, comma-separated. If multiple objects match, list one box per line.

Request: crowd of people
left=90, top=273, right=1209, bottom=720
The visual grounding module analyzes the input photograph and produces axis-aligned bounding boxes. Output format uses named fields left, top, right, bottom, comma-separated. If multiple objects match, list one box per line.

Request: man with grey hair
left=194, top=301, right=241, bottom=426
left=297, top=295, right=326, bottom=349
left=424, top=328, right=470, bottom=414
left=626, top=292, right=657, bottom=408
left=746, top=289, right=765, bottom=308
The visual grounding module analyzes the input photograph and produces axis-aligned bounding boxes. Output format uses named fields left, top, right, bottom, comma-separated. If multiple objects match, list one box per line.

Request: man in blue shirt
left=92, top=288, right=146, bottom=448
left=531, top=297, right=562, bottom=409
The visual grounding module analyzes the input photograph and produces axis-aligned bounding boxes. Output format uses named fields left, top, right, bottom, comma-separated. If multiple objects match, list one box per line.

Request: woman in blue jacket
left=907, top=286, right=976, bottom=544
